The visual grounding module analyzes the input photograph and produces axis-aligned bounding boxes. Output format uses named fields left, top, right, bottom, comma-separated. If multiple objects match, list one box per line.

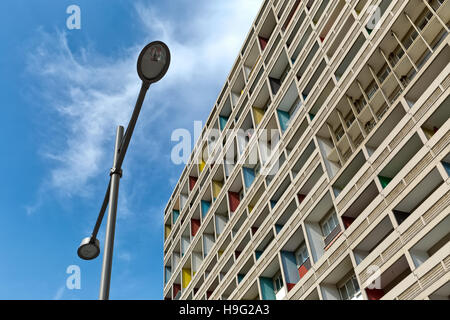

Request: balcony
left=304, top=192, right=339, bottom=262
left=258, top=9, right=277, bottom=51
left=365, top=255, right=412, bottom=300
left=410, top=213, right=450, bottom=269
left=377, top=133, right=424, bottom=189
left=259, top=258, right=287, bottom=300
left=276, top=81, right=302, bottom=133
left=421, top=95, right=450, bottom=139
left=280, top=226, right=311, bottom=291
left=353, top=215, right=394, bottom=265
left=392, top=167, right=444, bottom=225
left=320, top=256, right=362, bottom=300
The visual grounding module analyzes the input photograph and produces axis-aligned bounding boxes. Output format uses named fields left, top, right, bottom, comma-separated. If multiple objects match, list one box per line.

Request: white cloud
left=28, top=0, right=263, bottom=203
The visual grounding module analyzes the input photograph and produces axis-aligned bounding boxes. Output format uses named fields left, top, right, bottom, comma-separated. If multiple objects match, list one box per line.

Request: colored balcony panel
left=212, top=180, right=223, bottom=200
left=189, top=176, right=197, bottom=191
left=260, top=277, right=276, bottom=300
left=164, top=266, right=171, bottom=285
left=164, top=225, right=171, bottom=240
left=298, top=258, right=311, bottom=279
left=219, top=116, right=229, bottom=131
left=258, top=36, right=269, bottom=51
left=255, top=250, right=263, bottom=261
left=172, top=210, right=180, bottom=224
left=191, top=219, right=201, bottom=237
left=443, top=161, right=450, bottom=176
left=182, top=268, right=192, bottom=289
left=237, top=274, right=245, bottom=284
left=228, top=191, right=241, bottom=213
left=280, top=251, right=300, bottom=291
left=277, top=109, right=291, bottom=132
left=366, top=288, right=385, bottom=300
left=252, top=107, right=265, bottom=126
left=243, top=167, right=256, bottom=190
left=201, top=200, right=211, bottom=218
left=378, top=175, right=392, bottom=189
left=173, top=284, right=181, bottom=299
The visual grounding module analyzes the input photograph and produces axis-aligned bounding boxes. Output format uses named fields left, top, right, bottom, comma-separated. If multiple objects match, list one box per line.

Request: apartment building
left=163, top=0, right=450, bottom=300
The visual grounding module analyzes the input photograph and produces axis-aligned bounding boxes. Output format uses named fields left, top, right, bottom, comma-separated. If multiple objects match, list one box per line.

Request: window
left=273, top=272, right=284, bottom=293
left=417, top=10, right=433, bottom=30
left=335, top=125, right=345, bottom=142
left=364, top=118, right=376, bottom=134
left=338, top=274, right=361, bottom=300
left=354, top=96, right=367, bottom=114
left=388, top=46, right=404, bottom=67
left=365, top=81, right=378, bottom=101
left=345, top=111, right=355, bottom=127
left=295, top=243, right=309, bottom=266
left=321, top=210, right=339, bottom=238
left=377, top=63, right=391, bottom=84
left=429, top=0, right=444, bottom=11
left=402, top=29, right=418, bottom=50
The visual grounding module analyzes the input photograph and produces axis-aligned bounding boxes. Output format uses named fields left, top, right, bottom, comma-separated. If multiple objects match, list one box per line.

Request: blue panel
left=277, top=110, right=291, bottom=132
left=243, top=167, right=256, bottom=190
left=280, top=251, right=300, bottom=285
left=164, top=267, right=171, bottom=285
left=275, top=224, right=283, bottom=234
left=270, top=200, right=277, bottom=209
left=237, top=274, right=245, bottom=284
left=219, top=116, right=228, bottom=131
left=442, top=161, right=450, bottom=177
left=255, top=250, right=263, bottom=260
left=173, top=210, right=180, bottom=224
left=201, top=200, right=211, bottom=218
left=260, top=277, right=276, bottom=300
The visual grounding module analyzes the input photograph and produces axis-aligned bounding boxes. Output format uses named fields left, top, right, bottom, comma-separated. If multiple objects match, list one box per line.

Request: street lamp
left=77, top=41, right=170, bottom=300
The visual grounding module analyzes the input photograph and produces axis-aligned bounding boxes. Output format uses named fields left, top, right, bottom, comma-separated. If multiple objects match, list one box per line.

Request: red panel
left=366, top=288, right=384, bottom=300
left=173, top=284, right=181, bottom=298
left=297, top=194, right=306, bottom=204
left=191, top=219, right=201, bottom=237
left=287, top=283, right=296, bottom=292
left=235, top=251, right=241, bottom=259
left=298, top=265, right=309, bottom=279
left=259, top=36, right=269, bottom=51
left=207, top=291, right=213, bottom=299
left=189, top=176, right=197, bottom=191
left=342, top=216, right=356, bottom=229
left=229, top=191, right=240, bottom=212
left=251, top=227, right=259, bottom=235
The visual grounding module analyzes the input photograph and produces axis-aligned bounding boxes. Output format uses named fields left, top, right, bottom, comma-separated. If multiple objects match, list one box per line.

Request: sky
left=0, top=0, right=262, bottom=300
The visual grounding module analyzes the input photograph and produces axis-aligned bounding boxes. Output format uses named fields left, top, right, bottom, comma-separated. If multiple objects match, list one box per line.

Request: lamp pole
left=77, top=41, right=171, bottom=300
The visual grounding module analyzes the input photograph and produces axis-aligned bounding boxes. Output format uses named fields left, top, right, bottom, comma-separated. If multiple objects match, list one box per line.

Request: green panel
left=173, top=210, right=180, bottom=224
left=219, top=116, right=229, bottom=131
left=260, top=277, right=276, bottom=300
left=277, top=110, right=291, bottom=132
left=378, top=175, right=392, bottom=189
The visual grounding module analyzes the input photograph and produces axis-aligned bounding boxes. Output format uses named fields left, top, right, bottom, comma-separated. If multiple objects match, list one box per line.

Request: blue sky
left=0, top=0, right=262, bottom=299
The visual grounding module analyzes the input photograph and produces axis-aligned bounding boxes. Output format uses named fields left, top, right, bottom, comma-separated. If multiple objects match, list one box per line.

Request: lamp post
left=77, top=41, right=171, bottom=300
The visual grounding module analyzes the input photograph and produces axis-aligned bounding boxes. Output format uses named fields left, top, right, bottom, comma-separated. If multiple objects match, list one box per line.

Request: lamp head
left=137, top=41, right=171, bottom=83
left=77, top=237, right=100, bottom=260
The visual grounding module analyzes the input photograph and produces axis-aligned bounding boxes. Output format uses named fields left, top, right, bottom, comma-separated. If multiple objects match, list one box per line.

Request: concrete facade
left=163, top=0, right=450, bottom=300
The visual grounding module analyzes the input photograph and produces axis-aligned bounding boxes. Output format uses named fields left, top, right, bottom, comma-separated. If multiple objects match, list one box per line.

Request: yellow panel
left=182, top=268, right=192, bottom=289
left=199, top=159, right=206, bottom=172
left=218, top=251, right=224, bottom=257
left=248, top=205, right=254, bottom=213
left=164, top=225, right=171, bottom=240
left=252, top=107, right=265, bottom=126
left=212, top=181, right=223, bottom=198
left=422, top=128, right=435, bottom=139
